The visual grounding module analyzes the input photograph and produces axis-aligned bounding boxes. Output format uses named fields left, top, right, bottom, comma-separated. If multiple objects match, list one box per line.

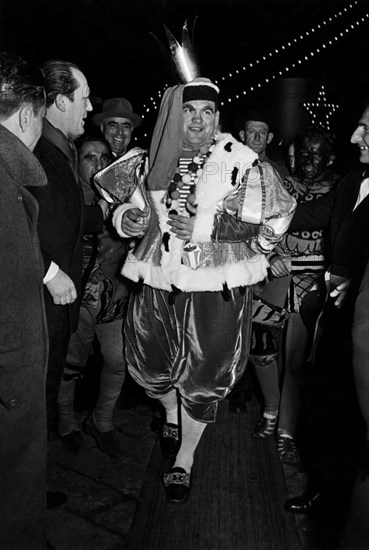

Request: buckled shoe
left=160, top=422, right=180, bottom=459
left=163, top=467, right=191, bottom=504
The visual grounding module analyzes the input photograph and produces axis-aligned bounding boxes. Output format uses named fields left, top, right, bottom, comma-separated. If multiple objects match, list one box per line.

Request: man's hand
left=269, top=256, right=290, bottom=277
left=329, top=274, right=351, bottom=308
left=122, top=208, right=149, bottom=237
left=46, top=269, right=77, bottom=305
left=167, top=212, right=195, bottom=241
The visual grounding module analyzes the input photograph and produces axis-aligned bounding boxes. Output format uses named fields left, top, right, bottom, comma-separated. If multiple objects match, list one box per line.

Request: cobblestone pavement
left=47, top=403, right=157, bottom=550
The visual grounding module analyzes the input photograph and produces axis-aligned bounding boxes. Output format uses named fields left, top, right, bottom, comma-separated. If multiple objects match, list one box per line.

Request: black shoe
left=47, top=490, right=68, bottom=510
left=284, top=491, right=322, bottom=514
left=160, top=423, right=180, bottom=459
left=163, top=467, right=191, bottom=504
left=277, top=435, right=299, bottom=463
left=60, top=430, right=84, bottom=454
left=253, top=415, right=278, bottom=438
left=84, top=416, right=124, bottom=458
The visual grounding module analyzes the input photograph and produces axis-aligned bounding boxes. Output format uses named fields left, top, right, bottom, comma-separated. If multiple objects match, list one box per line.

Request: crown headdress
left=152, top=19, right=201, bottom=84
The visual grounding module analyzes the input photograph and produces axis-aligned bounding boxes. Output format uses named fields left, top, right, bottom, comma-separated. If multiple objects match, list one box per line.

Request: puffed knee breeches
left=125, top=284, right=253, bottom=422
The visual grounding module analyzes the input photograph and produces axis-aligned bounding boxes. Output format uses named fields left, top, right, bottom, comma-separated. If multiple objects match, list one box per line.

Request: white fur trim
left=150, top=190, right=184, bottom=270
left=122, top=252, right=268, bottom=292
left=191, top=209, right=216, bottom=242
left=195, top=134, right=257, bottom=210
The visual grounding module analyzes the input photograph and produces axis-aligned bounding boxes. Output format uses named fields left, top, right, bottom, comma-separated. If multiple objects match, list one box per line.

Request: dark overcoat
left=31, top=120, right=103, bottom=429
left=0, top=124, right=48, bottom=549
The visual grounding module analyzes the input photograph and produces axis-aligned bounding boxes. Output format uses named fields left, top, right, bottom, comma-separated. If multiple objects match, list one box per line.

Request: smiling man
left=111, top=77, right=296, bottom=505
left=30, top=61, right=106, bottom=440
left=93, top=97, right=142, bottom=158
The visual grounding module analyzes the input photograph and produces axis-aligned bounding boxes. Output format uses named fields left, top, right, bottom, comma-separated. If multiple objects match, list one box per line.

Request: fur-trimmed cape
left=112, top=134, right=296, bottom=292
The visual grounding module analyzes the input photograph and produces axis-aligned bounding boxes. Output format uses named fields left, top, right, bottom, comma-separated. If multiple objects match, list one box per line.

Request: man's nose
left=350, top=127, right=361, bottom=144
left=86, top=98, right=93, bottom=112
left=191, top=110, right=202, bottom=122
left=253, top=131, right=261, bottom=140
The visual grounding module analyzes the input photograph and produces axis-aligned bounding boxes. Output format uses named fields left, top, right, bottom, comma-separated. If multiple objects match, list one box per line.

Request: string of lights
left=214, top=1, right=359, bottom=88
left=134, top=0, right=368, bottom=140
left=220, top=8, right=369, bottom=105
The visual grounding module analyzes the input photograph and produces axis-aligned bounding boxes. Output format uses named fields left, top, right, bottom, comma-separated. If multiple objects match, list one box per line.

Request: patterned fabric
left=177, top=156, right=204, bottom=211
left=250, top=299, right=288, bottom=363
left=94, top=147, right=147, bottom=204
left=280, top=171, right=339, bottom=312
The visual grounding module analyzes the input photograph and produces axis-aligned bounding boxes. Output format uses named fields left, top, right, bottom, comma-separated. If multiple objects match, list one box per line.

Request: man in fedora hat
left=91, top=98, right=146, bottom=412
left=93, top=97, right=142, bottom=158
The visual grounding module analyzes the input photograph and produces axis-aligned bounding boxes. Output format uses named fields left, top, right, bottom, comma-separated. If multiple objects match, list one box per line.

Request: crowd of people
left=1, top=50, right=369, bottom=549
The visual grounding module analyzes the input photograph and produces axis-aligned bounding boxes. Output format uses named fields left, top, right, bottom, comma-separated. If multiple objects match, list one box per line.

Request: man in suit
left=30, top=60, right=107, bottom=436
left=0, top=51, right=48, bottom=550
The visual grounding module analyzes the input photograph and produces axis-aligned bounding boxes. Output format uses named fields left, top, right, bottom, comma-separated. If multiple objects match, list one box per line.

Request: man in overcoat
left=0, top=51, right=48, bottom=550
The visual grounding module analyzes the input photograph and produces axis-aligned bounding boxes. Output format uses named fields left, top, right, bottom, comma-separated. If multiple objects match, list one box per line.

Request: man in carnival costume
left=109, top=77, right=296, bottom=504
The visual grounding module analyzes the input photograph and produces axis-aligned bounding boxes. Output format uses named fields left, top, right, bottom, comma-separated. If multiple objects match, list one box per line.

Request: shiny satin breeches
left=125, top=284, right=253, bottom=422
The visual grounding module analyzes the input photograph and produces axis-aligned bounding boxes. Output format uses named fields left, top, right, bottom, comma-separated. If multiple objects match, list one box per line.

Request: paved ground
left=47, top=396, right=366, bottom=550
left=47, top=403, right=158, bottom=550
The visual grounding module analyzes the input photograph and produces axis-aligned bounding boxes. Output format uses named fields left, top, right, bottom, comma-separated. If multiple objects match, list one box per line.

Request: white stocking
left=158, top=389, right=178, bottom=425
left=174, top=404, right=206, bottom=473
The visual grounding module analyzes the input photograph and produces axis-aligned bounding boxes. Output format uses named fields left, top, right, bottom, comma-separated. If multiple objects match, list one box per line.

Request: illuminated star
left=302, top=85, right=339, bottom=131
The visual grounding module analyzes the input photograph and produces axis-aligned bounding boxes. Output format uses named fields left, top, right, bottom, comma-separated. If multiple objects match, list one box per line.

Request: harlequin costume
left=111, top=81, right=296, bottom=423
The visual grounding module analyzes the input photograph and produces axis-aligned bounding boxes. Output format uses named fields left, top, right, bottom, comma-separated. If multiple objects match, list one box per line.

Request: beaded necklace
left=166, top=139, right=217, bottom=213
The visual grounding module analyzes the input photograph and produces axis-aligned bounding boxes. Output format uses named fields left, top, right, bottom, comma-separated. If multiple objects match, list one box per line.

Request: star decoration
left=302, top=85, right=339, bottom=131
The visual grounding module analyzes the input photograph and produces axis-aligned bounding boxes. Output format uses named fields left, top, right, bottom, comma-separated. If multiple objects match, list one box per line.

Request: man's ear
left=55, top=93, right=67, bottom=113
left=100, top=122, right=105, bottom=135
left=327, top=154, right=335, bottom=167
left=19, top=105, right=32, bottom=133
left=267, top=132, right=274, bottom=145
left=239, top=130, right=245, bottom=143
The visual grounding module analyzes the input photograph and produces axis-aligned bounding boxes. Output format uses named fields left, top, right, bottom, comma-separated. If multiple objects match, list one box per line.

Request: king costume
left=108, top=82, right=296, bottom=423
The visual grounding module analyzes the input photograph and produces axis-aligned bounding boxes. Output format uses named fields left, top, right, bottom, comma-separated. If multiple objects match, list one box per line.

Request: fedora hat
left=92, top=97, right=143, bottom=128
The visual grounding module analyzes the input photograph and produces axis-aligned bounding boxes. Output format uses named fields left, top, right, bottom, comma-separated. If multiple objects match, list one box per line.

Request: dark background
left=1, top=0, right=369, bottom=172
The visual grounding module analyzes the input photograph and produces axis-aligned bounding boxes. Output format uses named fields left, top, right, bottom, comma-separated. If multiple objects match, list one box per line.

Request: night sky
left=2, top=0, right=369, bottom=171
